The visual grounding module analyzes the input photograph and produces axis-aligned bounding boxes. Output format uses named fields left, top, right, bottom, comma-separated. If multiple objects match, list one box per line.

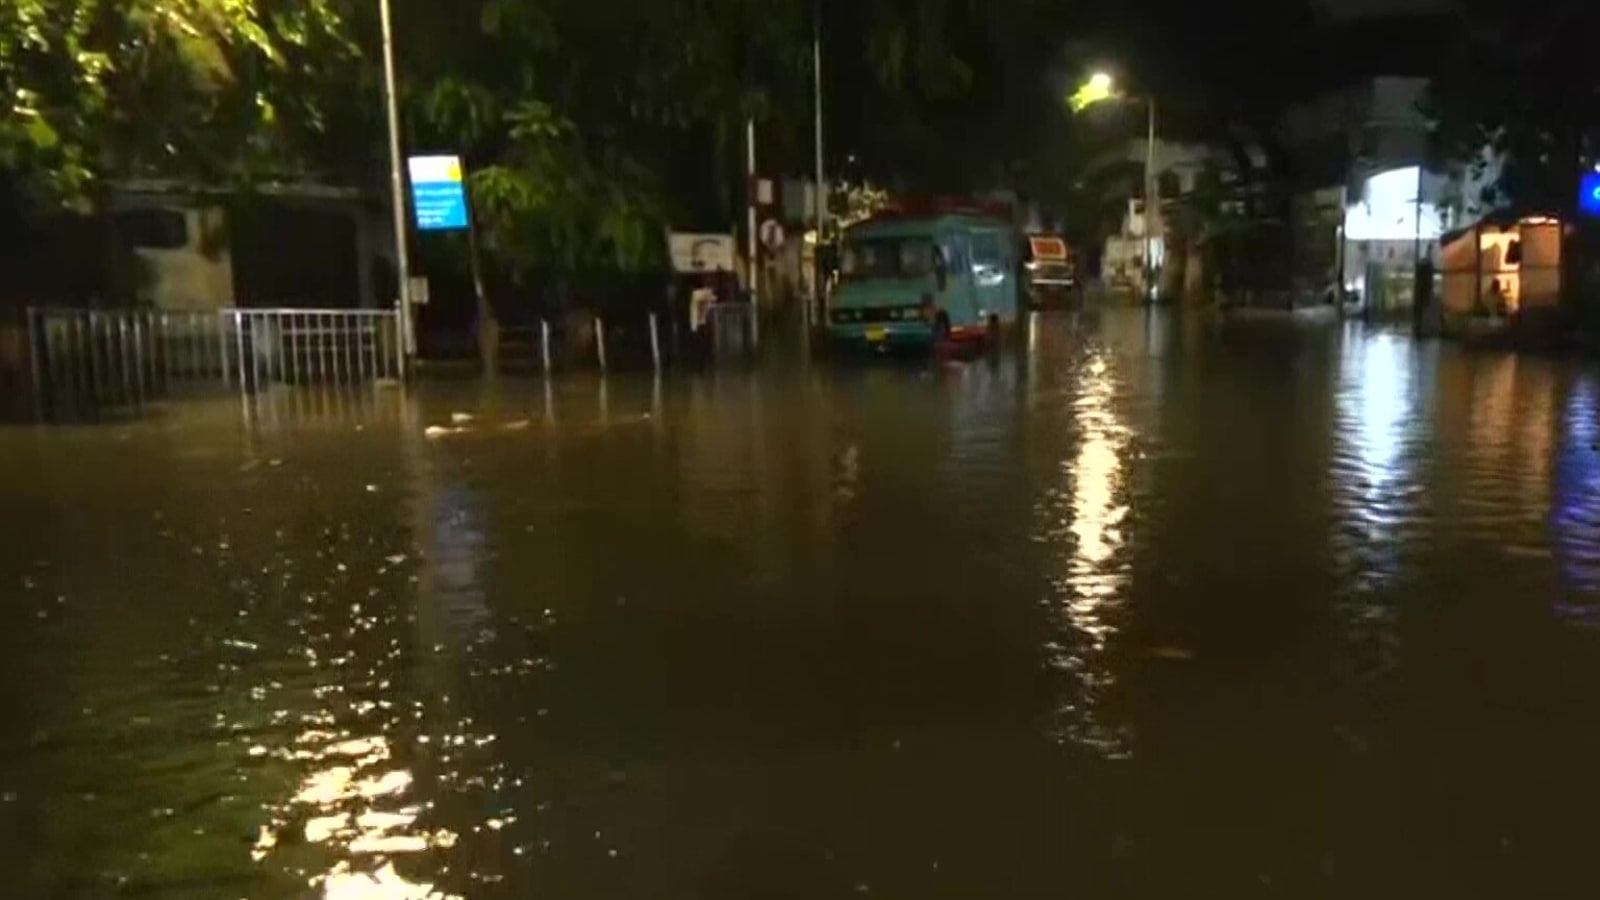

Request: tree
left=391, top=0, right=816, bottom=280
left=1, top=0, right=363, bottom=211
left=1428, top=0, right=1600, bottom=215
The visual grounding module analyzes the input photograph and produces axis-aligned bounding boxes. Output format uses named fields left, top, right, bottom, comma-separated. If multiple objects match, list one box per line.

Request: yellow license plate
left=865, top=327, right=888, bottom=342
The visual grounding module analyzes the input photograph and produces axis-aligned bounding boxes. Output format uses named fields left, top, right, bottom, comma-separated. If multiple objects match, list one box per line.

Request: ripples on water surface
left=2, top=309, right=1599, bottom=898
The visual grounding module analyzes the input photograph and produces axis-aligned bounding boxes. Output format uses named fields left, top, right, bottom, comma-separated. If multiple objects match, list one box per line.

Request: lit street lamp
left=1073, top=72, right=1159, bottom=303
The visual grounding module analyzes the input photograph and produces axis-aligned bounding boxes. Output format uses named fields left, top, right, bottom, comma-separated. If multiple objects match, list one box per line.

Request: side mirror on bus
left=934, top=247, right=949, bottom=292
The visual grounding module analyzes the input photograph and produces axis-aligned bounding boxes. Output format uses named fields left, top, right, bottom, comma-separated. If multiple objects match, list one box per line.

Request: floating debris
left=1143, top=646, right=1196, bottom=663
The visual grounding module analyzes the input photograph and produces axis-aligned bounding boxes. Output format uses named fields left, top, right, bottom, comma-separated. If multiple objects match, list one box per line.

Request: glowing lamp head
left=1070, top=72, right=1119, bottom=112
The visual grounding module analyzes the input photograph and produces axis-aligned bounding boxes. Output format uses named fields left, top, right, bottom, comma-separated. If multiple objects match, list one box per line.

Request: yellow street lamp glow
left=1070, top=72, right=1117, bottom=112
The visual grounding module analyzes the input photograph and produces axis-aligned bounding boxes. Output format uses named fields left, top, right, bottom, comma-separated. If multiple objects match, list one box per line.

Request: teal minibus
left=827, top=211, right=1020, bottom=350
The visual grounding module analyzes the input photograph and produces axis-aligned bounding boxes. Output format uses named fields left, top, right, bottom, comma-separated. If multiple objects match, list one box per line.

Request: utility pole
left=378, top=0, right=412, bottom=374
left=746, top=116, right=760, bottom=345
left=1413, top=163, right=1427, bottom=334
left=812, top=0, right=827, bottom=328
left=1143, top=97, right=1158, bottom=305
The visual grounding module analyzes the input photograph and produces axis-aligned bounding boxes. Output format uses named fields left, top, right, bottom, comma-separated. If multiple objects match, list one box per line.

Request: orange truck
left=1023, top=233, right=1081, bottom=308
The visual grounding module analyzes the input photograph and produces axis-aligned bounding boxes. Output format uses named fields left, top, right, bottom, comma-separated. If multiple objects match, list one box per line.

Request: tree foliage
left=1427, top=0, right=1600, bottom=214
left=394, top=0, right=814, bottom=274
left=1, top=0, right=360, bottom=209
left=4, top=0, right=1262, bottom=278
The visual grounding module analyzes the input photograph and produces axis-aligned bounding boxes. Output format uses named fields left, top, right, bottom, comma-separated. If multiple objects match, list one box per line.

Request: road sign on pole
left=759, top=218, right=786, bottom=251
left=407, top=155, right=470, bottom=231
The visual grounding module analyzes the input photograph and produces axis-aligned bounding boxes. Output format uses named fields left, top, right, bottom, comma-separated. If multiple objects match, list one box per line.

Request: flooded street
left=3, top=307, right=1600, bottom=899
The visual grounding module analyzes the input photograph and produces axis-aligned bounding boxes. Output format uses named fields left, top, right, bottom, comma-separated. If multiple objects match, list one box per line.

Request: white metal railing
left=27, top=307, right=401, bottom=411
left=224, top=309, right=402, bottom=387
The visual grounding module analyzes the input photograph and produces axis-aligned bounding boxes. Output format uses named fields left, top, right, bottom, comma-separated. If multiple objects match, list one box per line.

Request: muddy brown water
left=1, top=308, right=1598, bottom=898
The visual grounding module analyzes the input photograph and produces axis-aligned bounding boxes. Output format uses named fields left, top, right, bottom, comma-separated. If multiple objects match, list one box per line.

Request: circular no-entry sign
left=759, top=219, right=786, bottom=251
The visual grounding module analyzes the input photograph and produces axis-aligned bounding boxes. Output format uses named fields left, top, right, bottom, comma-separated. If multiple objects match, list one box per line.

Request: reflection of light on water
left=431, top=484, right=489, bottom=640
left=1331, top=333, right=1422, bottom=692
left=1347, top=334, right=1410, bottom=489
left=1335, top=334, right=1417, bottom=597
left=1071, top=438, right=1123, bottom=571
left=1553, top=378, right=1600, bottom=603
left=1042, top=353, right=1132, bottom=757
left=252, top=730, right=462, bottom=899
left=323, top=862, right=443, bottom=900
left=1069, top=357, right=1130, bottom=592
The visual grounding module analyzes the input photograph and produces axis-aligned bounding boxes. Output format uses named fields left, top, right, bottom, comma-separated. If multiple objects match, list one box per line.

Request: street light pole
left=811, top=0, right=827, bottom=328
left=1143, top=96, right=1158, bottom=305
left=746, top=116, right=760, bottom=329
left=1072, top=72, right=1159, bottom=305
left=378, top=0, right=412, bottom=374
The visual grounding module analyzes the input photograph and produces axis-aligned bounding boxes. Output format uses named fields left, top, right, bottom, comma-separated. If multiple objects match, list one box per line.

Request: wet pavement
left=2, top=307, right=1599, bottom=899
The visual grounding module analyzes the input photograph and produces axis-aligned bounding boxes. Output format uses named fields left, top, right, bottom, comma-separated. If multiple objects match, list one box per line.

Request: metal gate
left=27, top=308, right=402, bottom=413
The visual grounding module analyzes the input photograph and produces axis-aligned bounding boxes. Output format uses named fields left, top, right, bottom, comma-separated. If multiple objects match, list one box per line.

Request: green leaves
left=1, top=0, right=361, bottom=209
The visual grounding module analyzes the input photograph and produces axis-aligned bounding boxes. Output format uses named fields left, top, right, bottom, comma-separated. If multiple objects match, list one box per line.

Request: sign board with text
left=668, top=232, right=737, bottom=274
left=407, top=155, right=469, bottom=231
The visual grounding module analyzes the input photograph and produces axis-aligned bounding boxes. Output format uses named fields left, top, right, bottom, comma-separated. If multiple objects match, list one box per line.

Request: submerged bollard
left=649, top=311, right=662, bottom=371
left=594, top=316, right=607, bottom=372
left=541, top=319, right=553, bottom=376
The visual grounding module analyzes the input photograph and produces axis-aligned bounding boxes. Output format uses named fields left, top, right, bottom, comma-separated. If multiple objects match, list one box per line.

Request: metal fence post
left=130, top=313, right=147, bottom=402
left=541, top=319, right=553, bottom=376
left=114, top=314, right=128, bottom=400
left=218, top=312, right=232, bottom=387
left=233, top=310, right=247, bottom=388
left=649, top=311, right=662, bottom=371
left=319, top=312, right=331, bottom=382
left=89, top=311, right=104, bottom=400
left=26, top=309, right=44, bottom=415
left=366, top=315, right=379, bottom=380
left=251, top=313, right=265, bottom=389
left=594, top=316, right=607, bottom=373
left=74, top=313, right=89, bottom=399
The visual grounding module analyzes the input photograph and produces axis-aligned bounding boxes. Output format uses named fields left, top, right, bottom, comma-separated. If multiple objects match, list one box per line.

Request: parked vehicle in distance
left=826, top=206, right=1020, bottom=352
left=1024, top=233, right=1081, bottom=308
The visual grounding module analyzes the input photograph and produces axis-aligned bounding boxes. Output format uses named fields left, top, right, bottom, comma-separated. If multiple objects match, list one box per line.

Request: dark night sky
left=1070, top=0, right=1461, bottom=121
left=1312, top=0, right=1457, bottom=17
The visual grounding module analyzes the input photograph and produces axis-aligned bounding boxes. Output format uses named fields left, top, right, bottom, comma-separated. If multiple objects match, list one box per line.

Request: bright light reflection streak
left=251, top=731, right=462, bottom=900
left=1356, top=337, right=1407, bottom=479
left=1047, top=353, right=1132, bottom=755
left=1070, top=356, right=1130, bottom=597
left=1554, top=378, right=1600, bottom=598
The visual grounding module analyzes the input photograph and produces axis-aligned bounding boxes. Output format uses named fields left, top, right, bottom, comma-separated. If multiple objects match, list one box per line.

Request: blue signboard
left=1580, top=172, right=1600, bottom=218
left=408, top=155, right=469, bottom=231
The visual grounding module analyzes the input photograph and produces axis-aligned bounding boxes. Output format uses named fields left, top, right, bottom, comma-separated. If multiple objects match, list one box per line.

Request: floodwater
left=2, top=307, right=1599, bottom=899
